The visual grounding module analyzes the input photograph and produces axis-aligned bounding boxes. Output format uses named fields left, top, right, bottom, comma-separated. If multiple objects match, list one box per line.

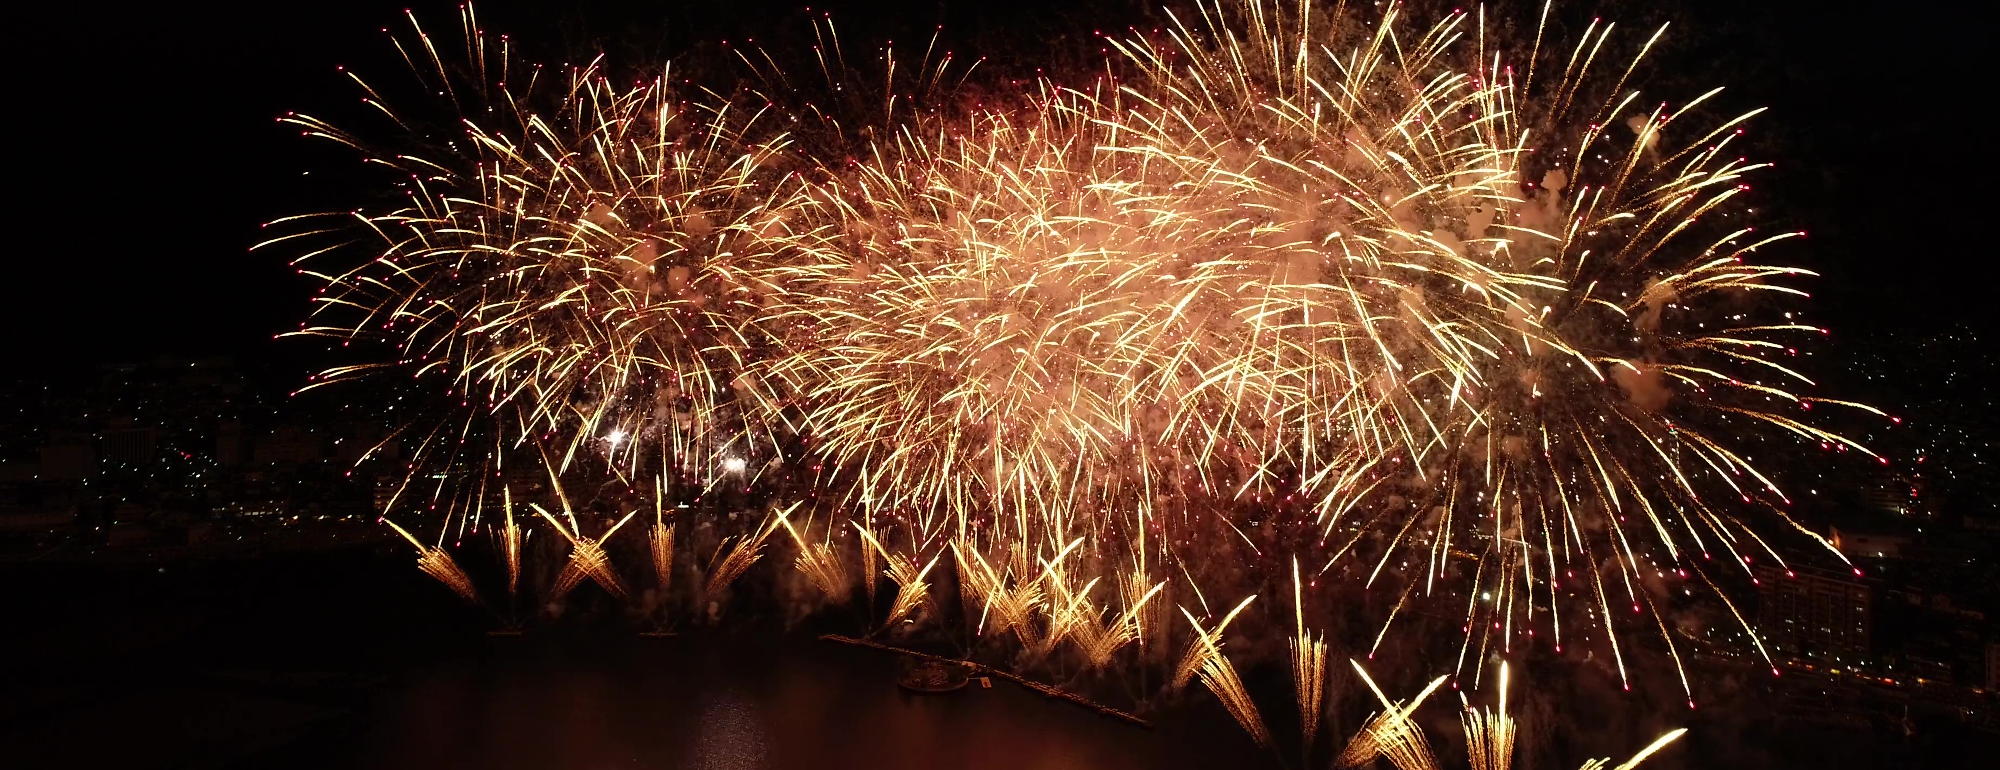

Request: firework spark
left=1462, top=663, right=1518, bottom=770
left=500, top=487, right=523, bottom=599
left=1181, top=604, right=1272, bottom=748
left=385, top=517, right=481, bottom=605
left=650, top=481, right=678, bottom=596
left=1292, top=559, right=1329, bottom=747
left=535, top=504, right=636, bottom=601
left=705, top=507, right=783, bottom=599
left=775, top=504, right=847, bottom=601
left=1345, top=660, right=1681, bottom=770
left=1340, top=662, right=1448, bottom=770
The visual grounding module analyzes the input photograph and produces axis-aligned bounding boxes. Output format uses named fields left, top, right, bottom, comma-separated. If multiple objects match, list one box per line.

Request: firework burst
left=276, top=0, right=1885, bottom=750
left=756, top=0, right=1884, bottom=699
left=1080, top=0, right=1887, bottom=696
left=265, top=5, right=827, bottom=542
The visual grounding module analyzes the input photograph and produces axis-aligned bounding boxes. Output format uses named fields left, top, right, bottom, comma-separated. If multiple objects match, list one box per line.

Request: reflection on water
left=1, top=553, right=1257, bottom=770
left=341, top=635, right=1240, bottom=770
left=691, top=687, right=769, bottom=770
left=11, top=552, right=1966, bottom=770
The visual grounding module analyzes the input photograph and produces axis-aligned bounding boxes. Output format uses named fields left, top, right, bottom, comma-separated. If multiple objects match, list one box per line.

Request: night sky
left=7, top=0, right=1988, bottom=371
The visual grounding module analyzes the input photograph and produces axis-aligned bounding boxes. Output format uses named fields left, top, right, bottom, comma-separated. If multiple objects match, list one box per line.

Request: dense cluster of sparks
left=267, top=0, right=1880, bottom=758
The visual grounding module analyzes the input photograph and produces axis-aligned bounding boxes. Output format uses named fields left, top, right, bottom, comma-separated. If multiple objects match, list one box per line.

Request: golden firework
left=278, top=1, right=1884, bottom=745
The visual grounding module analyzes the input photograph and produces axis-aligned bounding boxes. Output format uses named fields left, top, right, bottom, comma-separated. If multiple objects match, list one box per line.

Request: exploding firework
left=266, top=5, right=826, bottom=544
left=755, top=0, right=1885, bottom=700
left=273, top=0, right=1885, bottom=750
left=1079, top=0, right=1888, bottom=698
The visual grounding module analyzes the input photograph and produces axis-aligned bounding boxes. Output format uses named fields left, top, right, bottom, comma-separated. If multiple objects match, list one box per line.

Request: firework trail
left=650, top=481, right=678, bottom=596
left=774, top=504, right=847, bottom=601
left=1292, top=559, right=1329, bottom=746
left=1181, top=604, right=1272, bottom=747
left=1462, top=663, right=1518, bottom=770
left=535, top=503, right=636, bottom=601
left=500, top=487, right=523, bottom=599
left=1340, top=662, right=1448, bottom=770
left=1343, top=660, right=1681, bottom=770
left=953, top=539, right=1043, bottom=645
left=1172, top=595, right=1257, bottom=692
left=1078, top=577, right=1164, bottom=668
left=385, top=517, right=481, bottom=605
left=857, top=525, right=942, bottom=628
left=1582, top=728, right=1687, bottom=770
left=704, top=506, right=785, bottom=599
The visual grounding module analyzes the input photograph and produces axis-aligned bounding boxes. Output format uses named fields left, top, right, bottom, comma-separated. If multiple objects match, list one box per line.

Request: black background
left=5, top=0, right=1989, bottom=370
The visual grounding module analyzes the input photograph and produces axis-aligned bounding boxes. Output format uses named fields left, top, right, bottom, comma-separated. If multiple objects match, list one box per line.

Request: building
left=254, top=426, right=322, bottom=465
left=373, top=476, right=401, bottom=513
left=1829, top=525, right=1912, bottom=559
left=1755, top=563, right=1874, bottom=669
left=217, top=420, right=245, bottom=467
left=38, top=434, right=97, bottom=481
left=1987, top=643, right=2000, bottom=693
left=99, top=419, right=158, bottom=467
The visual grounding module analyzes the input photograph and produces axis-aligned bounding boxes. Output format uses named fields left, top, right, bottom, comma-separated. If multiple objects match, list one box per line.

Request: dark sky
left=6, top=0, right=1988, bottom=375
